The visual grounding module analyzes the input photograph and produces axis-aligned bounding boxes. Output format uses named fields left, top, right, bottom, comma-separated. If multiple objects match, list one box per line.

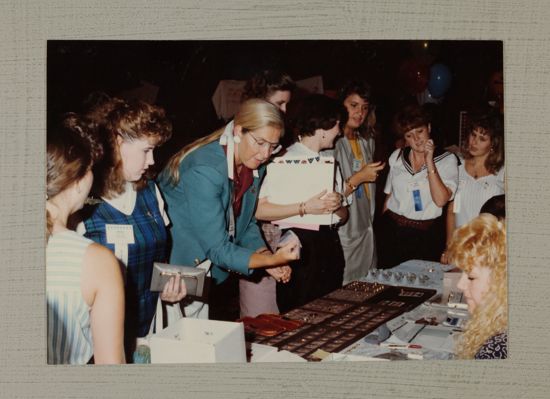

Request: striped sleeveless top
left=46, top=230, right=93, bottom=364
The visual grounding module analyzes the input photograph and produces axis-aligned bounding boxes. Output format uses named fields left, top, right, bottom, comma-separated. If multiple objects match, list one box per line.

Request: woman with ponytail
left=158, top=99, right=299, bottom=319
left=46, top=116, right=124, bottom=364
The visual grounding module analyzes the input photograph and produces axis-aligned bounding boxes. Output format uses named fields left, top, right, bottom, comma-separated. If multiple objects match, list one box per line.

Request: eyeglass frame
left=245, top=130, right=282, bottom=155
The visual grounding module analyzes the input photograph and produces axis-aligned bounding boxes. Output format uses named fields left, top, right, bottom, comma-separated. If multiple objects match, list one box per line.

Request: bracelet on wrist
left=299, top=202, right=306, bottom=217
left=345, top=177, right=357, bottom=192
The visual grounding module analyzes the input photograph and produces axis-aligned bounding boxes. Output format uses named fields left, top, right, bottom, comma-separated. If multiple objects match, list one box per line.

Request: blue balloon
left=428, top=63, right=452, bottom=98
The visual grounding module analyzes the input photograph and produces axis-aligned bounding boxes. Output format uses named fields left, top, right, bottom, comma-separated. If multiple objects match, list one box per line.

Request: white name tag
left=453, top=193, right=461, bottom=213
left=106, top=224, right=134, bottom=245
left=352, top=158, right=362, bottom=172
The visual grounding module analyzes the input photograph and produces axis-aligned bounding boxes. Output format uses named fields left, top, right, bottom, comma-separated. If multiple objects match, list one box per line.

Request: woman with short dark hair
left=377, top=104, right=458, bottom=268
left=256, top=94, right=349, bottom=312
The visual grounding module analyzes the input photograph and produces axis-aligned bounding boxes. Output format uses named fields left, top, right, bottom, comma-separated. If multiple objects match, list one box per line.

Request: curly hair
left=462, top=111, right=504, bottom=175
left=86, top=98, right=172, bottom=198
left=241, top=70, right=296, bottom=102
left=47, top=115, right=102, bottom=238
left=338, top=80, right=378, bottom=139
left=447, top=213, right=507, bottom=359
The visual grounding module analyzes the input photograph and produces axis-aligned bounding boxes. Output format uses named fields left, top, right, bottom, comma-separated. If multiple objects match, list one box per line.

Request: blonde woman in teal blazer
left=158, top=99, right=298, bottom=318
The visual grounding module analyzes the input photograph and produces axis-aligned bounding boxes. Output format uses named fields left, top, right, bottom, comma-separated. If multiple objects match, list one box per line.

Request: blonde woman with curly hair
left=447, top=213, right=507, bottom=359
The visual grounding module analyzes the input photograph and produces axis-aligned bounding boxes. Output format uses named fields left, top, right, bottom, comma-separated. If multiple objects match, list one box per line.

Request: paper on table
left=267, top=156, right=335, bottom=226
left=249, top=343, right=309, bottom=363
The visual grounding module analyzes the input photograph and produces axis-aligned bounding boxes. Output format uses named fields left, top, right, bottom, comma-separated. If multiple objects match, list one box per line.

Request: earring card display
left=250, top=281, right=436, bottom=361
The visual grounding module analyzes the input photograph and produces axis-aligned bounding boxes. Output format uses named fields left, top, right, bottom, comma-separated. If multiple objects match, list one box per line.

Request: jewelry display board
left=251, top=281, right=436, bottom=361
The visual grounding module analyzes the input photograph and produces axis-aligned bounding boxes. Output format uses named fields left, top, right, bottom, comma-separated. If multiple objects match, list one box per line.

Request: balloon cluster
left=398, top=41, right=452, bottom=104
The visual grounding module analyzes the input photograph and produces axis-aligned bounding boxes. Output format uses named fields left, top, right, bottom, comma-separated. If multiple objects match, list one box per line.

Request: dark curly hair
left=242, top=70, right=296, bottom=101
left=462, top=111, right=504, bottom=175
left=293, top=94, right=347, bottom=139
left=338, top=80, right=378, bottom=139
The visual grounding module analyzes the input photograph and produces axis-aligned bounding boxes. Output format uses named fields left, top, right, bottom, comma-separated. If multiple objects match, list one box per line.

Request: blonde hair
left=447, top=213, right=507, bottom=359
left=164, top=98, right=284, bottom=185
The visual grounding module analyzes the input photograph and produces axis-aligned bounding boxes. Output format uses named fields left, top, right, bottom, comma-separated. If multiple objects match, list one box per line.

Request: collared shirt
left=384, top=147, right=458, bottom=220
left=453, top=159, right=505, bottom=227
left=222, top=144, right=254, bottom=217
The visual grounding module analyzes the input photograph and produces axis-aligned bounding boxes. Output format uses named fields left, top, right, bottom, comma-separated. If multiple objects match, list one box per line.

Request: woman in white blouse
left=256, top=94, right=348, bottom=312
left=441, top=112, right=504, bottom=263
left=378, top=104, right=458, bottom=269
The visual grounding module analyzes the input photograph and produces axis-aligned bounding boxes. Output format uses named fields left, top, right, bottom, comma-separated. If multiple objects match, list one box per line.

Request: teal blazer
left=157, top=141, right=266, bottom=284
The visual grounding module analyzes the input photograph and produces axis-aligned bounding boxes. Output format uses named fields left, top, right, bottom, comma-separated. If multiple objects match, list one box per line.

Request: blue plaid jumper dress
left=83, top=181, right=168, bottom=347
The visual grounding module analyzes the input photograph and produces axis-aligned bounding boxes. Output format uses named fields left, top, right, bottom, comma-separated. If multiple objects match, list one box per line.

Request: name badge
left=352, top=158, right=362, bottom=172
left=106, top=224, right=135, bottom=245
left=413, top=189, right=423, bottom=212
left=453, top=193, right=461, bottom=213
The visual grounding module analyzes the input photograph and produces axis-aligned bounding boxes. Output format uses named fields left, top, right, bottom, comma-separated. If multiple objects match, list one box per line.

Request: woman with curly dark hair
left=377, top=104, right=458, bottom=268
left=334, top=81, right=385, bottom=283
left=441, top=111, right=505, bottom=263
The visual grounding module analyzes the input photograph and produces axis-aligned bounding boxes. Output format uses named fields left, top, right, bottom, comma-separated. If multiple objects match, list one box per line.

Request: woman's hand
left=303, top=189, right=330, bottom=215
left=355, top=161, right=385, bottom=183
left=440, top=251, right=449, bottom=264
left=424, top=139, right=435, bottom=163
left=160, top=276, right=187, bottom=303
left=274, top=240, right=300, bottom=263
left=266, top=265, right=292, bottom=283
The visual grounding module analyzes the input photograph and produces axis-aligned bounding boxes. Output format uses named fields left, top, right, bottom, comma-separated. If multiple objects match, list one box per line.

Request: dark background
left=47, top=40, right=503, bottom=172
left=47, top=40, right=503, bottom=321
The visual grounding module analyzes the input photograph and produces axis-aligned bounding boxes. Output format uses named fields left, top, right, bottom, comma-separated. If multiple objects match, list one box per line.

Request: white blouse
left=453, top=160, right=505, bottom=227
left=384, top=148, right=458, bottom=220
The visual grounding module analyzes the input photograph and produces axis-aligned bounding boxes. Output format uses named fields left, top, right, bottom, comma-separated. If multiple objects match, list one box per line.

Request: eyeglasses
left=247, top=131, right=282, bottom=154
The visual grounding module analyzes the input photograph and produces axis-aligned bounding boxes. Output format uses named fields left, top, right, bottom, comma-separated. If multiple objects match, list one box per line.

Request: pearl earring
left=233, top=135, right=241, bottom=144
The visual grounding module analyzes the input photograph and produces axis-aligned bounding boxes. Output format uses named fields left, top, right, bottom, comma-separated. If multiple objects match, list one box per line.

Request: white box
left=150, top=318, right=246, bottom=363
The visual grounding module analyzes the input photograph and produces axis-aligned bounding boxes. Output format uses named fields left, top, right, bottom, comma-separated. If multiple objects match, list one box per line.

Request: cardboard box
left=150, top=318, right=246, bottom=363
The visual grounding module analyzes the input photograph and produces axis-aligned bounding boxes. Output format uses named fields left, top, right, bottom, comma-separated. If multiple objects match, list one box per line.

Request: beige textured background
left=1, top=1, right=549, bottom=398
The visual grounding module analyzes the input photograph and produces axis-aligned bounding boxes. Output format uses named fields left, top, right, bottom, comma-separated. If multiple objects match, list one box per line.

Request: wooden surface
left=1, top=1, right=549, bottom=397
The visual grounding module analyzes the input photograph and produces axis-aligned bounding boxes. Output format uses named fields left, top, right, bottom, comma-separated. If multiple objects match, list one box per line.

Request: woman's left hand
left=266, top=265, right=292, bottom=283
left=160, top=276, right=187, bottom=303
